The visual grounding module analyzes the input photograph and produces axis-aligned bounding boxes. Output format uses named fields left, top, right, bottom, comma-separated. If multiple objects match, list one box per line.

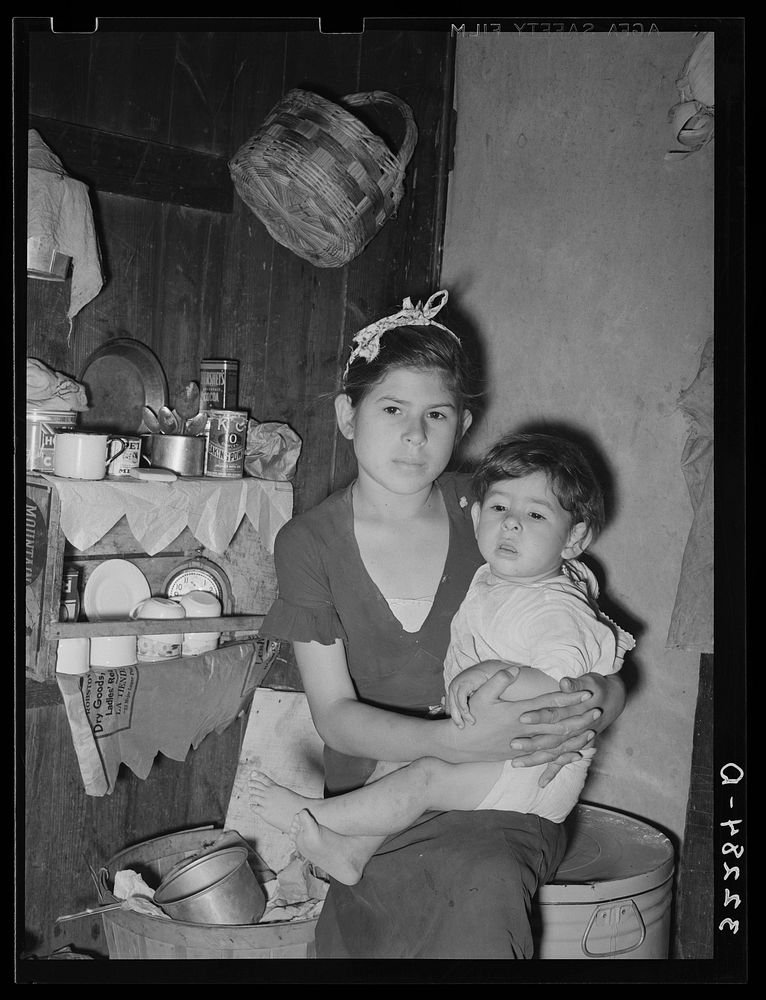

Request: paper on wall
left=56, top=640, right=273, bottom=796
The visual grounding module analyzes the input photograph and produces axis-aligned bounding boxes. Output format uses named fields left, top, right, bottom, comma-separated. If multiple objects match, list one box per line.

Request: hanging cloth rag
left=665, top=32, right=715, bottom=161
left=26, top=356, right=89, bottom=412
left=27, top=129, right=104, bottom=337
left=666, top=337, right=713, bottom=652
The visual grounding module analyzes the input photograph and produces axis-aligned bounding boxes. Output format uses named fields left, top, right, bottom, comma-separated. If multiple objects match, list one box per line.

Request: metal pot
left=143, top=433, right=205, bottom=477
left=153, top=847, right=266, bottom=925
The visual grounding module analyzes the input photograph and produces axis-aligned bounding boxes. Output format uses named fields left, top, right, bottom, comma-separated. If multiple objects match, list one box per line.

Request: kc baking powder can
left=205, top=409, right=248, bottom=478
left=200, top=358, right=239, bottom=410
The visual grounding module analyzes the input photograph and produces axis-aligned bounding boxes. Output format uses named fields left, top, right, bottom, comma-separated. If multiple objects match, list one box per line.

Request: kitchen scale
left=162, top=557, right=234, bottom=614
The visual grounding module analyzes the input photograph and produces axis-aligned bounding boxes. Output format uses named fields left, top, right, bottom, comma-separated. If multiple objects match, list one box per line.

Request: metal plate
left=78, top=338, right=168, bottom=434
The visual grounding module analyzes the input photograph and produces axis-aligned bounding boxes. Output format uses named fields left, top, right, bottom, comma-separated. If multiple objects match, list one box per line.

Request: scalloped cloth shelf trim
left=39, top=475, right=293, bottom=556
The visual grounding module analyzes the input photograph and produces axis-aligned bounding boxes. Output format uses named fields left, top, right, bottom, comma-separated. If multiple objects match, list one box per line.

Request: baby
left=250, top=432, right=634, bottom=884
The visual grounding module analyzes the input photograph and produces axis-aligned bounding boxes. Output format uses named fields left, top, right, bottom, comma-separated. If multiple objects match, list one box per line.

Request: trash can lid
left=537, top=803, right=675, bottom=904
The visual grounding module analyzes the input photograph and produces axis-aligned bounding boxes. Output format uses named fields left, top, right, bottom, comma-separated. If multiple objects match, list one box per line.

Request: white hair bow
left=343, top=290, right=460, bottom=379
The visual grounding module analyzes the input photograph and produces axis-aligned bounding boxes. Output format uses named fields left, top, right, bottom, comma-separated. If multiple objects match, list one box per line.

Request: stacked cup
left=178, top=591, right=222, bottom=655
left=130, top=597, right=186, bottom=661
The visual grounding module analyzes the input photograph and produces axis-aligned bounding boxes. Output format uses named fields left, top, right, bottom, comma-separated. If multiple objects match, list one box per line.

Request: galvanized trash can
left=532, top=803, right=675, bottom=959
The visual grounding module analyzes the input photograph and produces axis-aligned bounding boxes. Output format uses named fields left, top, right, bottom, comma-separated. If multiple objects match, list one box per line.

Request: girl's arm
left=294, top=640, right=598, bottom=765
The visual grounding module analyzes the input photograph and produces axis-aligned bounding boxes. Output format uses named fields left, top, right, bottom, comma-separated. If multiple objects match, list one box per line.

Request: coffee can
left=200, top=358, right=239, bottom=410
left=59, top=566, right=81, bottom=622
left=205, top=409, right=248, bottom=478
left=26, top=409, right=78, bottom=472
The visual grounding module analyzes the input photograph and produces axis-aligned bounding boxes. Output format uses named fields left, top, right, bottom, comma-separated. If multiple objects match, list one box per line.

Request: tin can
left=205, top=409, right=248, bottom=479
left=59, top=566, right=81, bottom=622
left=26, top=409, right=79, bottom=472
left=200, top=358, right=239, bottom=411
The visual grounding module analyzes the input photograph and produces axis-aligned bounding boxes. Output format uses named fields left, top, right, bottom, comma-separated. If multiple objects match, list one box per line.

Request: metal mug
left=143, top=434, right=206, bottom=477
left=107, top=435, right=142, bottom=477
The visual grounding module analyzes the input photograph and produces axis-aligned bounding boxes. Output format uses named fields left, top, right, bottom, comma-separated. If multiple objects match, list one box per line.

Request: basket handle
left=342, top=91, right=419, bottom=170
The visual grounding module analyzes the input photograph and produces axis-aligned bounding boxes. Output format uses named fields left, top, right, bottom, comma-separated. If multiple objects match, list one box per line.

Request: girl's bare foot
left=290, top=810, right=370, bottom=886
left=248, top=771, right=320, bottom=833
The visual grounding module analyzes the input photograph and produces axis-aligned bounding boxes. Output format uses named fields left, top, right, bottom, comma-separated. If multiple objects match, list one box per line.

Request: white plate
left=83, top=559, right=151, bottom=622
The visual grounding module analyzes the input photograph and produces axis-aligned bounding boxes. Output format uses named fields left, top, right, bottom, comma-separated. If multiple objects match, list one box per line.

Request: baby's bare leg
left=248, top=772, right=389, bottom=884
left=289, top=757, right=504, bottom=884
left=251, top=758, right=505, bottom=884
left=290, top=812, right=385, bottom=886
left=249, top=771, right=322, bottom=832
left=304, top=756, right=504, bottom=836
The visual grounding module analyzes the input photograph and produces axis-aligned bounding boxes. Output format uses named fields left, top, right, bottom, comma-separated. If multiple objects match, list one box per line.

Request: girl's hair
left=341, top=324, right=476, bottom=413
left=472, top=432, right=606, bottom=538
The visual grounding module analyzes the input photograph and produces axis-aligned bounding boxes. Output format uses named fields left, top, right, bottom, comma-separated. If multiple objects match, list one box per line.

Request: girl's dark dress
left=261, top=472, right=567, bottom=958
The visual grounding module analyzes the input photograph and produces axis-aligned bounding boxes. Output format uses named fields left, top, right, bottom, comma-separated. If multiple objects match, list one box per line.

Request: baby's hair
left=342, top=323, right=477, bottom=413
left=472, top=432, right=606, bottom=538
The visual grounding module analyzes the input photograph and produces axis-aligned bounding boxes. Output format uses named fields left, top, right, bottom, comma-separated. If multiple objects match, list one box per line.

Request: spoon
left=174, top=381, right=201, bottom=420
left=56, top=901, right=125, bottom=923
left=158, top=405, right=181, bottom=434
left=142, top=406, right=162, bottom=433
left=184, top=411, right=209, bottom=436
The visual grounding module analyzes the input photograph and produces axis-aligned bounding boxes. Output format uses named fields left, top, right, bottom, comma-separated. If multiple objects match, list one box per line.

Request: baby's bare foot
left=248, top=771, right=318, bottom=833
left=290, top=810, right=366, bottom=886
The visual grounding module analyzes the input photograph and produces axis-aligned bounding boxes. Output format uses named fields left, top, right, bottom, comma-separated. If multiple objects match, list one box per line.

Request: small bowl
left=130, top=597, right=185, bottom=661
left=130, top=597, right=185, bottom=620
left=178, top=591, right=221, bottom=617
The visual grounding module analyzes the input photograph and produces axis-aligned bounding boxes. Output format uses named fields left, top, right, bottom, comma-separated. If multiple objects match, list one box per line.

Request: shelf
left=26, top=473, right=290, bottom=683
left=47, top=616, right=265, bottom=639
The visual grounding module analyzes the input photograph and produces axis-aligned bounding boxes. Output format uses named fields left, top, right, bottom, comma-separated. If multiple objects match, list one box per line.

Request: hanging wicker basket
left=229, top=89, right=418, bottom=268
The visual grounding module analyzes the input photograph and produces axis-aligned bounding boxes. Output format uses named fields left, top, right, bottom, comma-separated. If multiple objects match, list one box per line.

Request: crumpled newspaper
left=27, top=356, right=89, bottom=412
left=112, top=868, right=170, bottom=919
left=244, top=420, right=302, bottom=481
left=259, top=855, right=329, bottom=923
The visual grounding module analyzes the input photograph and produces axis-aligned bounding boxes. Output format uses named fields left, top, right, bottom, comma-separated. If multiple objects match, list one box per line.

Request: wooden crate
left=25, top=476, right=66, bottom=682
left=24, top=474, right=282, bottom=683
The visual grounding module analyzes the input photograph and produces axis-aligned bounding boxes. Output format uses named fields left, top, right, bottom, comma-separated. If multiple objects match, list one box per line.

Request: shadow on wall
left=439, top=288, right=491, bottom=469
left=512, top=417, right=648, bottom=703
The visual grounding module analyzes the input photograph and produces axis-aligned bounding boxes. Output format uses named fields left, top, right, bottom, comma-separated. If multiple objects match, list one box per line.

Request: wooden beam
left=672, top=652, right=714, bottom=958
left=46, top=616, right=264, bottom=638
left=28, top=114, right=234, bottom=213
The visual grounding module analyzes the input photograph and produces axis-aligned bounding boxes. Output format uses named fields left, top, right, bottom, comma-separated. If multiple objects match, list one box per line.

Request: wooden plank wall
left=19, top=22, right=454, bottom=959
left=672, top=652, right=714, bottom=958
left=23, top=24, right=454, bottom=516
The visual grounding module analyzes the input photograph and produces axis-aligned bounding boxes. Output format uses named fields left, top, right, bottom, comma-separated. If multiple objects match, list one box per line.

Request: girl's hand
left=510, top=672, right=626, bottom=782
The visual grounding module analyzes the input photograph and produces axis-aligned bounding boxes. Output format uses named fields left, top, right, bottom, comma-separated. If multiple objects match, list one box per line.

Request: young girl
left=250, top=432, right=635, bottom=882
left=257, top=291, right=627, bottom=959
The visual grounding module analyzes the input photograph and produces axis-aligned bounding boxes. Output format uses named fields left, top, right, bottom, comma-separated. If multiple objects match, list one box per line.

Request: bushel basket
left=229, top=89, right=418, bottom=268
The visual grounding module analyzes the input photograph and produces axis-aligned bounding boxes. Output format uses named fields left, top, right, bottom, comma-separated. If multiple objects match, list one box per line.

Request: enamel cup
left=55, top=637, right=90, bottom=675
left=54, top=431, right=128, bottom=481
left=107, top=435, right=142, bottom=477
left=130, top=597, right=185, bottom=661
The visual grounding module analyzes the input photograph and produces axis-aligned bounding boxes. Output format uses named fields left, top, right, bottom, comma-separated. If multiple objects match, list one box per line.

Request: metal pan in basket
left=78, top=338, right=168, bottom=435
